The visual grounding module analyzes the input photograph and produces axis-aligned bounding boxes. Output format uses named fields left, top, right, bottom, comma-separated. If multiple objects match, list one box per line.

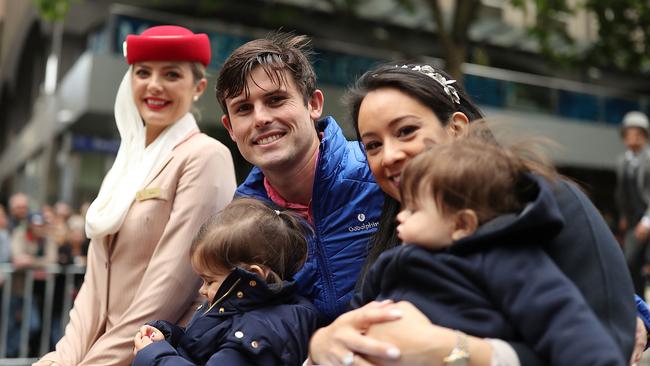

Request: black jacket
left=354, top=174, right=627, bottom=365
left=132, top=268, right=321, bottom=366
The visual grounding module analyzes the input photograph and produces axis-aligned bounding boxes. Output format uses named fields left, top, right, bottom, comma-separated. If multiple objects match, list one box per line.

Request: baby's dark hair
left=400, top=122, right=558, bottom=224
left=190, top=198, right=310, bottom=284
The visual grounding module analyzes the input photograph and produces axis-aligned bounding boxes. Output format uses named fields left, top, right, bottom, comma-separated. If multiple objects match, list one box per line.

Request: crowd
left=0, top=192, right=90, bottom=357
left=0, top=24, right=646, bottom=366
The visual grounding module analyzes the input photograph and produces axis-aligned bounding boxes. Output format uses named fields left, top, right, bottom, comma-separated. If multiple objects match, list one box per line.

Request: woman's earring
left=193, top=95, right=199, bottom=102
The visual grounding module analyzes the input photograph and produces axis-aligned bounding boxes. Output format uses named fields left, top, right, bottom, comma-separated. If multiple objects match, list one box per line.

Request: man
left=8, top=192, right=30, bottom=234
left=216, top=33, right=384, bottom=321
left=9, top=212, right=58, bottom=357
left=616, top=111, right=650, bottom=299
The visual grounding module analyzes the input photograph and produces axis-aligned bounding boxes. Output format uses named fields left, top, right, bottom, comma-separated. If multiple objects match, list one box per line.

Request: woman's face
left=131, top=61, right=206, bottom=141
left=358, top=87, right=456, bottom=201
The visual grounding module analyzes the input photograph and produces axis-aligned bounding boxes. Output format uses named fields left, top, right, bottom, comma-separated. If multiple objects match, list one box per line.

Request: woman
left=309, top=64, right=637, bottom=365
left=34, top=25, right=237, bottom=366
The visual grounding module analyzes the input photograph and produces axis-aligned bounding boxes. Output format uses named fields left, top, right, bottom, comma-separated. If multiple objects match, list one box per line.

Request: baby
left=354, top=132, right=626, bottom=365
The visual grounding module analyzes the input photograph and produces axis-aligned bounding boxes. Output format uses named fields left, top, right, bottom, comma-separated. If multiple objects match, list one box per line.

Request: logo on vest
left=349, top=212, right=378, bottom=232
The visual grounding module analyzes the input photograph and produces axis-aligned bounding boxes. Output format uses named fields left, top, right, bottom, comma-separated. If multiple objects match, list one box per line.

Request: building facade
left=0, top=0, right=648, bottom=219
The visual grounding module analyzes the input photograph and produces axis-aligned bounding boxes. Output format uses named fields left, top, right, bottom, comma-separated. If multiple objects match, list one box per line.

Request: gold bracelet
left=443, top=331, right=470, bottom=366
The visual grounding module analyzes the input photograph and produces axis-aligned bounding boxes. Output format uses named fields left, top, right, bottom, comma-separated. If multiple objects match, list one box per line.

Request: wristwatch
left=443, top=331, right=470, bottom=366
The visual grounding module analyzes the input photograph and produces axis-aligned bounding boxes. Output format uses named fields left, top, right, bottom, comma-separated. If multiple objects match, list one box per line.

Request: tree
left=585, top=0, right=650, bottom=73
left=314, top=0, right=650, bottom=80
left=33, top=0, right=76, bottom=22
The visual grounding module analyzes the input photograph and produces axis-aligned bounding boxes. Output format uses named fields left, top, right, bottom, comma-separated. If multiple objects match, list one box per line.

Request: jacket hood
left=451, top=173, right=565, bottom=254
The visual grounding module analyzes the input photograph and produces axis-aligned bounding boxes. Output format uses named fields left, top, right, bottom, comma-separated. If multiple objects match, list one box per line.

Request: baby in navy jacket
left=132, top=198, right=321, bottom=366
left=354, top=133, right=627, bottom=365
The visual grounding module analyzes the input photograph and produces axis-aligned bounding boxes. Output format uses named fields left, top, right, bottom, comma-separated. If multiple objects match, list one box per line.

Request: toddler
left=133, top=198, right=321, bottom=366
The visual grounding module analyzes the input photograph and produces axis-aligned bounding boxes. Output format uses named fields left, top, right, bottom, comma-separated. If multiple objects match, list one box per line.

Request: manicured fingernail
left=389, top=309, right=402, bottom=318
left=380, top=299, right=392, bottom=304
left=387, top=347, right=401, bottom=359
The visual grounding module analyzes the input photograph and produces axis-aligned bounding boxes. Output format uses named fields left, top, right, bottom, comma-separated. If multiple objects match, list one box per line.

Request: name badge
left=136, top=187, right=162, bottom=201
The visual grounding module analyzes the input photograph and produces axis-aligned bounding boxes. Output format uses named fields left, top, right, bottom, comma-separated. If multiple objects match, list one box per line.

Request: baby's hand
left=133, top=325, right=164, bottom=354
left=141, top=325, right=164, bottom=342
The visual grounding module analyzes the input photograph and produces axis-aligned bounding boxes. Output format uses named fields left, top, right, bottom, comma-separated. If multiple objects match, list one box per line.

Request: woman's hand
left=133, top=325, right=164, bottom=354
left=630, top=317, right=647, bottom=366
left=363, top=301, right=492, bottom=366
left=309, top=300, right=403, bottom=365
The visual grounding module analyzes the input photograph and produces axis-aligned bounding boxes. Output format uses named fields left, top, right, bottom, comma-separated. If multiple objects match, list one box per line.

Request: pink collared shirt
left=263, top=147, right=320, bottom=226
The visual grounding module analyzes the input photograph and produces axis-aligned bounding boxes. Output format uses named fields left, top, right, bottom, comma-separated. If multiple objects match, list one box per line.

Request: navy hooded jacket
left=353, top=174, right=626, bottom=365
left=132, top=268, right=321, bottom=366
left=236, top=117, right=384, bottom=321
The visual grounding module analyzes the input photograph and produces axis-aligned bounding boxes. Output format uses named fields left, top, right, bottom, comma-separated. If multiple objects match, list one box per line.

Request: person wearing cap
left=10, top=212, right=58, bottom=357
left=34, top=25, right=236, bottom=366
left=616, top=111, right=650, bottom=299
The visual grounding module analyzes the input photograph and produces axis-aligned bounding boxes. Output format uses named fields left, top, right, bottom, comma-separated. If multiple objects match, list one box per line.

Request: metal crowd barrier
left=0, top=263, right=86, bottom=365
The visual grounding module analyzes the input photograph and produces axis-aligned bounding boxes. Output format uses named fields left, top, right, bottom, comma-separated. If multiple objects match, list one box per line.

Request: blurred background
left=0, top=0, right=649, bottom=363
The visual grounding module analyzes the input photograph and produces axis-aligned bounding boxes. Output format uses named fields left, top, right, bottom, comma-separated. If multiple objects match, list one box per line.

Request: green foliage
left=319, top=0, right=650, bottom=74
left=585, top=0, right=650, bottom=73
left=33, top=0, right=77, bottom=21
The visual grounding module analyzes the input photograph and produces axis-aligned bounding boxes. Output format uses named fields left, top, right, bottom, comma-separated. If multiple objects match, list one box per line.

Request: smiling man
left=216, top=33, right=384, bottom=321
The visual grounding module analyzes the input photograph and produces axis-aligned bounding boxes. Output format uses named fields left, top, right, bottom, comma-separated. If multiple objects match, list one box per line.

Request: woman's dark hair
left=346, top=63, right=484, bottom=145
left=190, top=198, right=310, bottom=285
left=347, top=63, right=486, bottom=287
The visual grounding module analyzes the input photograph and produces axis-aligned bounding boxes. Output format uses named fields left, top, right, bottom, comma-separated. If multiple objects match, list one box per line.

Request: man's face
left=623, top=127, right=648, bottom=154
left=221, top=66, right=323, bottom=173
left=10, top=196, right=29, bottom=221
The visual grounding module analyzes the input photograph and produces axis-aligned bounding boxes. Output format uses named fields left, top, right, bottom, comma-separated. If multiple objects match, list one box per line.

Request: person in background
left=78, top=202, right=91, bottom=220
left=47, top=202, right=73, bottom=247
left=132, top=198, right=320, bottom=366
left=57, top=215, right=88, bottom=267
left=616, top=111, right=650, bottom=300
left=353, top=130, right=625, bottom=365
left=0, top=204, right=11, bottom=263
left=11, top=213, right=58, bottom=273
left=51, top=215, right=89, bottom=347
left=10, top=213, right=58, bottom=357
left=215, top=33, right=384, bottom=322
left=8, top=192, right=30, bottom=234
left=34, top=24, right=237, bottom=366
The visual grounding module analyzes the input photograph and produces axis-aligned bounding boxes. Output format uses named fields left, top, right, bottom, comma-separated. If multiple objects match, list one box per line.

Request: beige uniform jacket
left=36, top=132, right=236, bottom=366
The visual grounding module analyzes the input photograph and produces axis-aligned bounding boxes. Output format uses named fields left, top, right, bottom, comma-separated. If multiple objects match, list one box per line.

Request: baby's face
left=196, top=266, right=233, bottom=304
left=396, top=194, right=455, bottom=249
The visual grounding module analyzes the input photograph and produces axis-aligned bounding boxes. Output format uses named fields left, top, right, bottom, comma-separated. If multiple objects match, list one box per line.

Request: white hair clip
left=397, top=65, right=461, bottom=105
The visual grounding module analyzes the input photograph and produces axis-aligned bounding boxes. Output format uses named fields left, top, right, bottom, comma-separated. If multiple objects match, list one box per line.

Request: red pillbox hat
left=124, top=25, right=211, bottom=66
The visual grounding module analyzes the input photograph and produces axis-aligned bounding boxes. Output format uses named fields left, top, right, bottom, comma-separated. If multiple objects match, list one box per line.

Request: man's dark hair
left=216, top=32, right=317, bottom=116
